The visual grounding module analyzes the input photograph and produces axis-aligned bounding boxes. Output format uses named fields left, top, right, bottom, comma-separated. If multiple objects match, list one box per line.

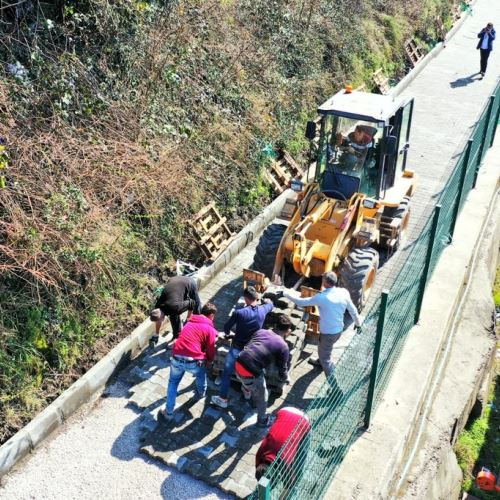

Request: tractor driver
left=335, top=124, right=378, bottom=174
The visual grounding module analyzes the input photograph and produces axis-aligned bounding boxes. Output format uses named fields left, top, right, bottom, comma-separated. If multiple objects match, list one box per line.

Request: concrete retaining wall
left=401, top=190, right=499, bottom=499
left=0, top=188, right=293, bottom=478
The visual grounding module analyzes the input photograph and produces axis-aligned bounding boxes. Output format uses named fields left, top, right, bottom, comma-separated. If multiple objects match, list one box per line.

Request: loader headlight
left=363, top=199, right=377, bottom=209
left=289, top=179, right=304, bottom=192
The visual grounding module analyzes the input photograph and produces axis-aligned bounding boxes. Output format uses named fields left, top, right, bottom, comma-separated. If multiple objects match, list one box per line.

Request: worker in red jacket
left=255, top=406, right=311, bottom=481
left=159, top=302, right=218, bottom=420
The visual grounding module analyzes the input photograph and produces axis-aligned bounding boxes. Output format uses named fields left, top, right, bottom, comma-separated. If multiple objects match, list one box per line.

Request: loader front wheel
left=253, top=223, right=287, bottom=279
left=383, top=196, right=411, bottom=251
left=339, top=247, right=379, bottom=311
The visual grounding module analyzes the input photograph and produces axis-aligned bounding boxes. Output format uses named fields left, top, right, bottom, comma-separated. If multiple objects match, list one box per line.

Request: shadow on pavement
left=450, top=73, right=482, bottom=88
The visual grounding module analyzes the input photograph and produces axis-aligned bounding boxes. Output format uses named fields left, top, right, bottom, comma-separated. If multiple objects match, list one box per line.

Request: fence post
left=258, top=477, right=271, bottom=500
left=474, top=95, right=495, bottom=188
left=414, top=205, right=441, bottom=324
left=449, top=140, right=472, bottom=241
left=490, top=95, right=500, bottom=147
left=364, top=290, right=389, bottom=429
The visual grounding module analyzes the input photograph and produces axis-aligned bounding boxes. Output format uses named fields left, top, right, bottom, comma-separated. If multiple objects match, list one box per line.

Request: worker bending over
left=159, top=302, right=218, bottom=420
left=150, top=275, right=202, bottom=344
left=211, top=286, right=273, bottom=409
left=235, top=314, right=292, bottom=427
left=255, top=406, right=311, bottom=484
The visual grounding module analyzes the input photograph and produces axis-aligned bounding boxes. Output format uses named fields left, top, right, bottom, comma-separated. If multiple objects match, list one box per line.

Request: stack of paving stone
left=212, top=289, right=307, bottom=394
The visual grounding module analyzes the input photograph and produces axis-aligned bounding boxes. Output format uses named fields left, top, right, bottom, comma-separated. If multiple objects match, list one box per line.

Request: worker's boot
left=149, top=335, right=159, bottom=349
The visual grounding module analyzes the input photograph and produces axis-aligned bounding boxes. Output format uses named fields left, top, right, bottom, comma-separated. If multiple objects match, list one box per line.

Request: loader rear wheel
left=253, top=223, right=287, bottom=279
left=339, top=247, right=379, bottom=311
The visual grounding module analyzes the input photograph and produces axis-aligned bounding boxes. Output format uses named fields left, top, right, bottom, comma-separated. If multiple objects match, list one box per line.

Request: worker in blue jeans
left=211, top=286, right=273, bottom=409
left=159, top=303, right=218, bottom=420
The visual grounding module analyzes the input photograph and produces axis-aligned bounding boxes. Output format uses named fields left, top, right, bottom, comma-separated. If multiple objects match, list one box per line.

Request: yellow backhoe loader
left=253, top=87, right=416, bottom=309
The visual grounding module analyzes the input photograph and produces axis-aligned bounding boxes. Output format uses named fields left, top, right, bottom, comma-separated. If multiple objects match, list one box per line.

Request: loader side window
left=396, top=100, right=413, bottom=172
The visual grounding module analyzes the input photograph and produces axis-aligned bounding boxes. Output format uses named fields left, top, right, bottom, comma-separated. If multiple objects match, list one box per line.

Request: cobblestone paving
left=121, top=228, right=362, bottom=497
left=123, top=333, right=326, bottom=498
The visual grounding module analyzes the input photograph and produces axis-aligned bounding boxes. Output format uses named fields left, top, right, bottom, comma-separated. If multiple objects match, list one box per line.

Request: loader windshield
left=317, top=115, right=383, bottom=198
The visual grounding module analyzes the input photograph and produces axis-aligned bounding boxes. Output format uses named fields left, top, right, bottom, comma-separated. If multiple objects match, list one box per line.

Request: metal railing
left=253, top=80, right=500, bottom=500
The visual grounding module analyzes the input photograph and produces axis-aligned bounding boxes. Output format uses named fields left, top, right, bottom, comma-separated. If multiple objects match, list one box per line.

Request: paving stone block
left=167, top=452, right=188, bottom=470
left=242, top=473, right=257, bottom=490
left=172, top=412, right=185, bottom=424
left=203, top=407, right=221, bottom=420
left=139, top=415, right=158, bottom=433
left=219, top=432, right=239, bottom=447
left=221, top=478, right=240, bottom=494
left=214, top=419, right=227, bottom=432
left=194, top=445, right=214, bottom=458
left=235, top=484, right=253, bottom=498
left=207, top=459, right=222, bottom=473
left=127, top=366, right=151, bottom=384
left=186, top=461, right=203, bottom=478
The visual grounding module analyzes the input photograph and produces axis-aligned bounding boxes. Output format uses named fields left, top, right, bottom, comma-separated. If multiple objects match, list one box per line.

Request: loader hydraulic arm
left=291, top=198, right=336, bottom=277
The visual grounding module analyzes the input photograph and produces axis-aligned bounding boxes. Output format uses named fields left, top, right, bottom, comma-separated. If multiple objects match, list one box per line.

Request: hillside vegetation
left=0, top=0, right=456, bottom=443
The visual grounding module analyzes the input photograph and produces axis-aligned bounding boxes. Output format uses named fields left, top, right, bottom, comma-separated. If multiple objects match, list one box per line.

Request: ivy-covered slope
left=0, top=0, right=455, bottom=443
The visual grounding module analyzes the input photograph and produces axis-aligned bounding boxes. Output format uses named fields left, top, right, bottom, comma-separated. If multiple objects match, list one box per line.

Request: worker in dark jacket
left=211, top=286, right=273, bottom=409
left=255, top=406, right=311, bottom=483
left=234, top=314, right=292, bottom=427
left=477, top=23, right=495, bottom=77
left=150, top=275, right=202, bottom=344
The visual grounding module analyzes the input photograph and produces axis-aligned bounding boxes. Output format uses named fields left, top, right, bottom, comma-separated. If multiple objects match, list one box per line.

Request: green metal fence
left=253, top=81, right=500, bottom=500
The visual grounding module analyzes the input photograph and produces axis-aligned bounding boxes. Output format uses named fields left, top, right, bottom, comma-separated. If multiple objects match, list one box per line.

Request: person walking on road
left=211, top=286, right=273, bottom=409
left=159, top=302, right=218, bottom=420
left=234, top=314, right=292, bottom=427
left=283, top=271, right=361, bottom=383
left=477, top=22, right=495, bottom=78
left=150, top=275, right=202, bottom=345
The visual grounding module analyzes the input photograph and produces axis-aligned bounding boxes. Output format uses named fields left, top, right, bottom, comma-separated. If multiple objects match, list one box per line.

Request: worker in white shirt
left=283, top=271, right=361, bottom=378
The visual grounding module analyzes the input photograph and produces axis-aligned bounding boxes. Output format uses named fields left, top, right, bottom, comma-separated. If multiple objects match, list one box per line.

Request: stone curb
left=391, top=5, right=474, bottom=97
left=0, top=188, right=292, bottom=479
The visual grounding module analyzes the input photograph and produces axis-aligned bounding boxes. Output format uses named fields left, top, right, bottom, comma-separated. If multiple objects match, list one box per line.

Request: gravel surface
left=0, top=381, right=232, bottom=500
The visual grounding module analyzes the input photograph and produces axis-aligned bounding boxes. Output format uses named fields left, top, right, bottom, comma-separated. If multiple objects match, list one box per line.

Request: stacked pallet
left=263, top=150, right=305, bottom=194
left=189, top=202, right=235, bottom=261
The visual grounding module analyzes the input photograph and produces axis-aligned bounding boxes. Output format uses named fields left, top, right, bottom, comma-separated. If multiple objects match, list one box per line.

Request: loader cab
left=310, top=89, right=414, bottom=202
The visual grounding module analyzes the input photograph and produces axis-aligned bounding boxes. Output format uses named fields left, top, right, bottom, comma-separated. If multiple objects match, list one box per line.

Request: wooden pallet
left=373, top=68, right=390, bottom=95
left=242, top=268, right=268, bottom=293
left=379, top=215, right=402, bottom=256
left=405, top=39, right=425, bottom=67
left=264, top=150, right=305, bottom=194
left=280, top=196, right=298, bottom=221
left=189, top=202, right=234, bottom=260
left=300, top=286, right=320, bottom=342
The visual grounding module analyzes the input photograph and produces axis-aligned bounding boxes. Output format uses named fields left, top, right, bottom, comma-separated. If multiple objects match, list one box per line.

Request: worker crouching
left=255, top=406, right=311, bottom=490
